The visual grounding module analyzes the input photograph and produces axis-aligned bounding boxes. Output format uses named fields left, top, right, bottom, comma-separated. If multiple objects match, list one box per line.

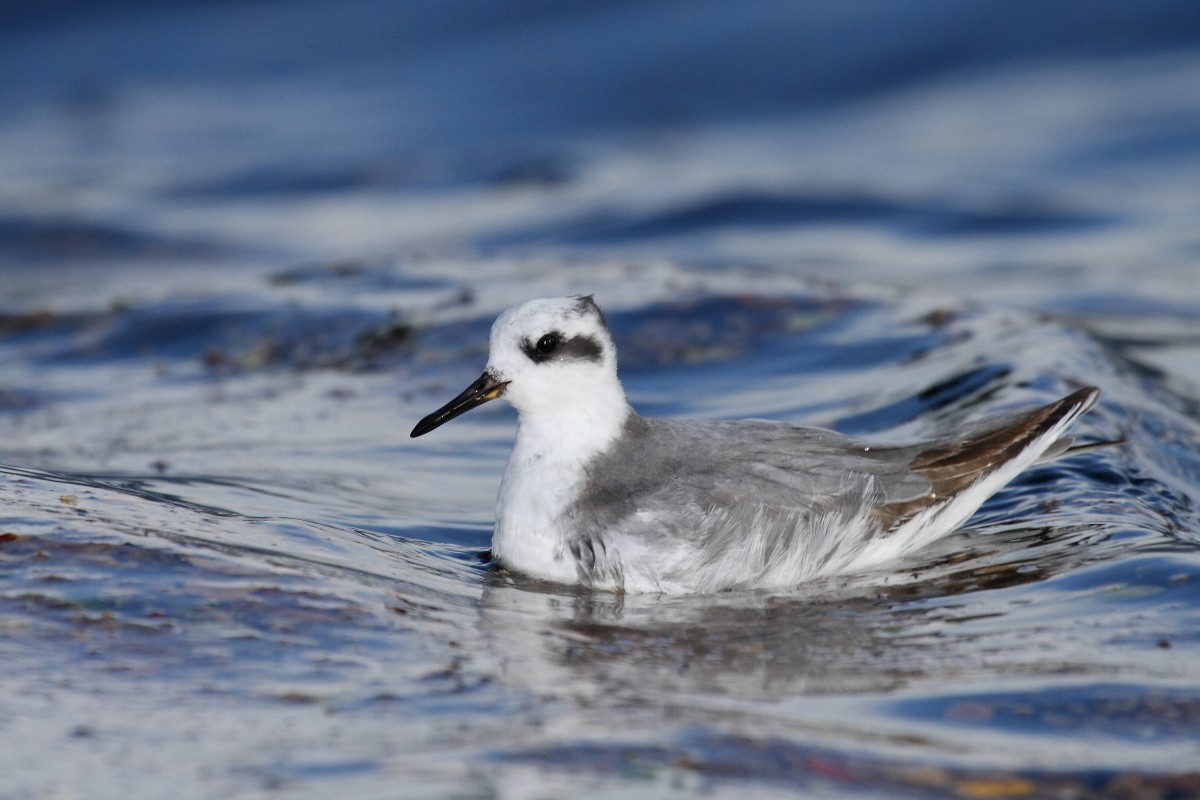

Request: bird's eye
left=536, top=334, right=558, bottom=354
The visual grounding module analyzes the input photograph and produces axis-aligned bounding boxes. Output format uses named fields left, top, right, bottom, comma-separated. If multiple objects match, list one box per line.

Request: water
left=2, top=2, right=1200, bottom=798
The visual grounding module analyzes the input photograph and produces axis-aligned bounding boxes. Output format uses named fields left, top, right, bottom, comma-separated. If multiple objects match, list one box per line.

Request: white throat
left=512, top=376, right=629, bottom=464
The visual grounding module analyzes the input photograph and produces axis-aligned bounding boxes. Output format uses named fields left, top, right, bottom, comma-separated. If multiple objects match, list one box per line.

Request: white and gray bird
left=411, top=296, right=1106, bottom=594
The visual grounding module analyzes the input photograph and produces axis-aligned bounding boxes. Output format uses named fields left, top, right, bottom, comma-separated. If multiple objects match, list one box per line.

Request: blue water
left=2, top=3, right=1200, bottom=798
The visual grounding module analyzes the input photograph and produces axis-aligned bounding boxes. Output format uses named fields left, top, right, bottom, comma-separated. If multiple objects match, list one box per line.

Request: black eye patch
left=522, top=332, right=604, bottom=364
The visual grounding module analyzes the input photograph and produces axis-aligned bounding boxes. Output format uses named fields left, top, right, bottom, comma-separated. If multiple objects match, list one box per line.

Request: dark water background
left=2, top=3, right=1200, bottom=798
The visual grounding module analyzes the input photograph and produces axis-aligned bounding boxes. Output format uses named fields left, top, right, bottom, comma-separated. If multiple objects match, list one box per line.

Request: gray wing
left=561, top=388, right=1101, bottom=588
left=559, top=414, right=926, bottom=588
left=567, top=414, right=929, bottom=536
left=564, top=387, right=1101, bottom=545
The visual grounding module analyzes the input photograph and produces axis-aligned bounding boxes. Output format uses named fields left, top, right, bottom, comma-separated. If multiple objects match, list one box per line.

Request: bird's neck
left=499, top=405, right=622, bottom=532
left=510, top=381, right=631, bottom=471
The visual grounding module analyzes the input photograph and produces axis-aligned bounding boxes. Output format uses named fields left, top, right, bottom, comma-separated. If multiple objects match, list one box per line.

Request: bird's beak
left=410, top=371, right=508, bottom=437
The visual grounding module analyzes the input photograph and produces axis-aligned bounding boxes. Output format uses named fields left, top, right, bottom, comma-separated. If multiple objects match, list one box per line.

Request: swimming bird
left=411, top=296, right=1105, bottom=594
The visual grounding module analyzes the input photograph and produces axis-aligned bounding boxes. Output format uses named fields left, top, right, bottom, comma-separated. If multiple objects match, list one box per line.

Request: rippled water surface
left=2, top=3, right=1200, bottom=798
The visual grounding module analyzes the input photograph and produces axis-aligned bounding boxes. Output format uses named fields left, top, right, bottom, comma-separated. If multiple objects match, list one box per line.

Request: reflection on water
left=475, top=529, right=1200, bottom=707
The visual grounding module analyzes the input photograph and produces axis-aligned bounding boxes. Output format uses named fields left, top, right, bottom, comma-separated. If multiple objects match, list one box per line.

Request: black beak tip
left=409, top=371, right=505, bottom=440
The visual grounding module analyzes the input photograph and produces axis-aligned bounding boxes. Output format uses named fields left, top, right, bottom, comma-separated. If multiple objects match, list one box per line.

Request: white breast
left=491, top=437, right=589, bottom=585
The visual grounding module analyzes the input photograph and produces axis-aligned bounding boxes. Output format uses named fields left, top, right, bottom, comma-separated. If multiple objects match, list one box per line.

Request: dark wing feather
left=872, top=386, right=1101, bottom=530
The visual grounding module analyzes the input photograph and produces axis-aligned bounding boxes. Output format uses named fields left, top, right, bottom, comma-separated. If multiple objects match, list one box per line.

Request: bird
left=410, top=295, right=1108, bottom=594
